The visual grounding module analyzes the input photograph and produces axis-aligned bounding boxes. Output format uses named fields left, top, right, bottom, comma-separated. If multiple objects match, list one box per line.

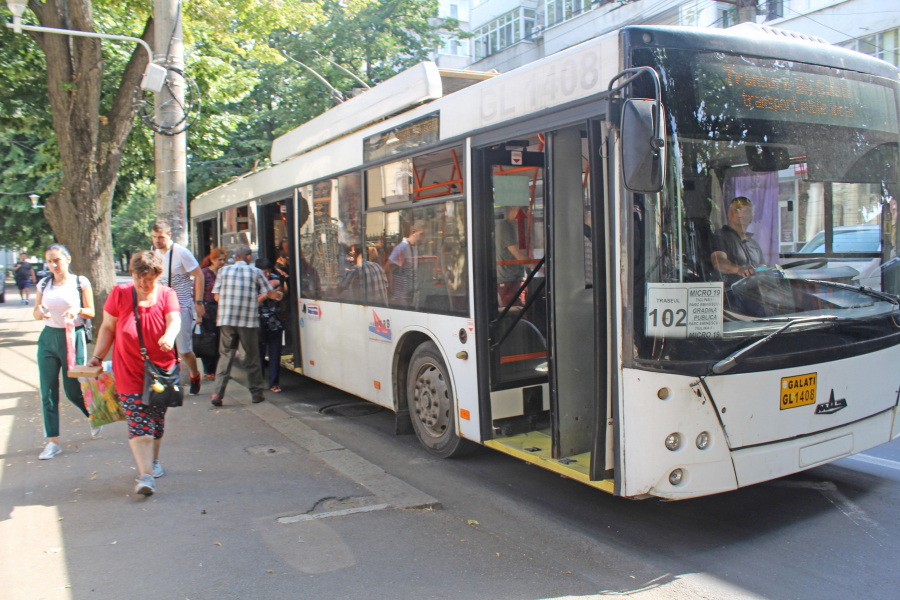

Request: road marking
left=276, top=503, right=392, bottom=524
left=845, top=453, right=900, bottom=472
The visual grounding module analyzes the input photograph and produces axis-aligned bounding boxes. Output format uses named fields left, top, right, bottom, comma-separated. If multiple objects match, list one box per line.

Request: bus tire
left=407, top=341, right=474, bottom=458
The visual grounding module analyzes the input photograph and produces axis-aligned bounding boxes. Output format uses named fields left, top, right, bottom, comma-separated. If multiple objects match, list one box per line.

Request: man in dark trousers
left=210, top=246, right=282, bottom=406
left=13, top=252, right=36, bottom=304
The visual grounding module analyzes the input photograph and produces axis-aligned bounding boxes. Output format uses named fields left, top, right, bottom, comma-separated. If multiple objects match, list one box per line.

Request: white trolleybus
left=191, top=23, right=900, bottom=499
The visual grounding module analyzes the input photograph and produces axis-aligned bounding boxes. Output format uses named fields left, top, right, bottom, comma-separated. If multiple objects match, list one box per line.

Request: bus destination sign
left=364, top=112, right=440, bottom=163
left=695, top=58, right=899, bottom=134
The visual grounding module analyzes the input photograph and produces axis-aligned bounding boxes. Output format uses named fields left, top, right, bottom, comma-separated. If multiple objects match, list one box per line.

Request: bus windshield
left=630, top=48, right=900, bottom=371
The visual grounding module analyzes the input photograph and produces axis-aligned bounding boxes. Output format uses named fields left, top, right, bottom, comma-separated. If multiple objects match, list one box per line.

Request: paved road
left=2, top=285, right=899, bottom=599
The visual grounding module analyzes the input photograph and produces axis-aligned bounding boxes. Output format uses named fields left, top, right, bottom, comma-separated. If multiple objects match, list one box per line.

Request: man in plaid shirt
left=210, top=245, right=283, bottom=406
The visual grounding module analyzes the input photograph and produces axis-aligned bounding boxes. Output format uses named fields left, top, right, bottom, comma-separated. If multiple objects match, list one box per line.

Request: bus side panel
left=299, top=300, right=369, bottom=401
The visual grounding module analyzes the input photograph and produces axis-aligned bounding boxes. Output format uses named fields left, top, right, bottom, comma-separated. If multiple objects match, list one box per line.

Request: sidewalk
left=0, top=286, right=585, bottom=600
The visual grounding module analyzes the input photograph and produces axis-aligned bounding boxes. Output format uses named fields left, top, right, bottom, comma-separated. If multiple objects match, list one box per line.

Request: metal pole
left=154, top=0, right=188, bottom=246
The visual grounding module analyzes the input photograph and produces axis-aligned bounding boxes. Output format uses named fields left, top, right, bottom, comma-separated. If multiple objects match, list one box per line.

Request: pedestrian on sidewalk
left=13, top=253, right=36, bottom=304
left=199, top=248, right=228, bottom=379
left=87, top=251, right=181, bottom=496
left=151, top=221, right=206, bottom=395
left=255, top=259, right=284, bottom=393
left=210, top=246, right=282, bottom=406
left=33, top=244, right=98, bottom=460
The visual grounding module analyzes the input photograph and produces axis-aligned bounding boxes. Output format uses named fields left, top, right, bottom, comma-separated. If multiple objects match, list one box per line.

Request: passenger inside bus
left=496, top=205, right=530, bottom=307
left=386, top=221, right=423, bottom=307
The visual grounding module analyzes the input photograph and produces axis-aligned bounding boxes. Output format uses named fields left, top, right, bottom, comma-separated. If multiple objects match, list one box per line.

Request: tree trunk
left=28, top=0, right=153, bottom=326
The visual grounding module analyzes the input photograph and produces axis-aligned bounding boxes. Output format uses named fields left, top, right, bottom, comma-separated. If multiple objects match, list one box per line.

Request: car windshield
left=629, top=48, right=900, bottom=372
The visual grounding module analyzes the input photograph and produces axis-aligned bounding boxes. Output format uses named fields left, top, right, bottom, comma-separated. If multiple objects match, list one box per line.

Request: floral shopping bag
left=79, top=369, right=125, bottom=427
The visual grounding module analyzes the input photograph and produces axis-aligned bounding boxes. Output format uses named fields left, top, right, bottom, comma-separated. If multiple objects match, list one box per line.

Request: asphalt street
left=2, top=283, right=899, bottom=600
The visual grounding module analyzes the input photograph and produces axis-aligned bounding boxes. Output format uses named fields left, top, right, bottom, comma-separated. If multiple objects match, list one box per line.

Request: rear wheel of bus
left=407, top=341, right=474, bottom=458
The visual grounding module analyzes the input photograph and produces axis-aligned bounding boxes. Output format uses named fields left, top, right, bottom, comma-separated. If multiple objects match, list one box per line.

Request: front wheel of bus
left=407, top=341, right=474, bottom=458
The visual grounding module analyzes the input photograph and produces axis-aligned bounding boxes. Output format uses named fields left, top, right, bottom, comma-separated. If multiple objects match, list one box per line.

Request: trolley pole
left=153, top=0, right=188, bottom=246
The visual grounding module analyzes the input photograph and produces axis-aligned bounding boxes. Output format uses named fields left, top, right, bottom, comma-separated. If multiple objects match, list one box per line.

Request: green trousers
left=38, top=326, right=89, bottom=438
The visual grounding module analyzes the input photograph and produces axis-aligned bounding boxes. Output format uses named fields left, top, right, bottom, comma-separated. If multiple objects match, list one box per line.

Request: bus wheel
left=407, top=341, right=473, bottom=458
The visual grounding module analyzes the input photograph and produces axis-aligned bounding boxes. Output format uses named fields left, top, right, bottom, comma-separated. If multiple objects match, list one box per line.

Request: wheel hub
left=413, top=363, right=450, bottom=438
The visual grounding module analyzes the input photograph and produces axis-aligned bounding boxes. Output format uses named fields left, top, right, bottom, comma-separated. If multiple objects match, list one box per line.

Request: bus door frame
left=588, top=118, right=615, bottom=482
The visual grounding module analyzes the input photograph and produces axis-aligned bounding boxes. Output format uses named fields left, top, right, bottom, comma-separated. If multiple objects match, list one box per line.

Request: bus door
left=478, top=137, right=551, bottom=442
left=195, top=217, right=218, bottom=261
left=258, top=199, right=301, bottom=372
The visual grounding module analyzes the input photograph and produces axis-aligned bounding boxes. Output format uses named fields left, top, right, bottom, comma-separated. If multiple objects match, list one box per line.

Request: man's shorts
left=16, top=280, right=30, bottom=290
left=175, top=305, right=195, bottom=354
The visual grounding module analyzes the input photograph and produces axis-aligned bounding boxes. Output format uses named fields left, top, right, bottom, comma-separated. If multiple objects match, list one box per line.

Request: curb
left=222, top=383, right=442, bottom=511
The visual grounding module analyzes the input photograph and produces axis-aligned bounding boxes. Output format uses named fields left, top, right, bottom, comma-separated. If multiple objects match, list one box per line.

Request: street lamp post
left=5, top=0, right=167, bottom=92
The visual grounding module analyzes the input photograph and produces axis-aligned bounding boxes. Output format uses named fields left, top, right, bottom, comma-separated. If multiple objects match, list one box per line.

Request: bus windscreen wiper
left=802, top=279, right=900, bottom=306
left=711, top=315, right=845, bottom=374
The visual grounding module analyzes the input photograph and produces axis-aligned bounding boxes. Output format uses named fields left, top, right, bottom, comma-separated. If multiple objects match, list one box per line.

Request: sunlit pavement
left=3, top=280, right=900, bottom=599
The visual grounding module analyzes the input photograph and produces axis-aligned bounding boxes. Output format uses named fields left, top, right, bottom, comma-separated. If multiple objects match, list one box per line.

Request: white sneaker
left=90, top=423, right=103, bottom=439
left=39, top=442, right=61, bottom=460
left=135, top=474, right=155, bottom=496
left=152, top=459, right=164, bottom=478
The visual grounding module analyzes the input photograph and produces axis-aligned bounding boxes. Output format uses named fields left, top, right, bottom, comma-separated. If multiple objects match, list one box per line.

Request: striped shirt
left=212, top=262, right=274, bottom=328
left=155, top=244, right=199, bottom=311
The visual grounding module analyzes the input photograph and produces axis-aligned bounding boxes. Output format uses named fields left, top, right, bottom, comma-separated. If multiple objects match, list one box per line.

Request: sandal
left=270, top=386, right=282, bottom=393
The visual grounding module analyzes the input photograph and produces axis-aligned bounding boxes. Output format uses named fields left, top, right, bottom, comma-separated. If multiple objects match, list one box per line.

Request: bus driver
left=710, top=197, right=765, bottom=279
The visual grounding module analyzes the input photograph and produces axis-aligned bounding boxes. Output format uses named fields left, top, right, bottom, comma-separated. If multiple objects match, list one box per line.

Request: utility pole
left=154, top=0, right=188, bottom=246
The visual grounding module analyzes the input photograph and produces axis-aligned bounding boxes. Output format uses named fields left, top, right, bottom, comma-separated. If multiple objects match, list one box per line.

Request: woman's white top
left=40, top=276, right=88, bottom=329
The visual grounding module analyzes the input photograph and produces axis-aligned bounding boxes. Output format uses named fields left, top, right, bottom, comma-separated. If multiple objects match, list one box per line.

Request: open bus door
left=476, top=122, right=613, bottom=486
left=257, top=199, right=302, bottom=372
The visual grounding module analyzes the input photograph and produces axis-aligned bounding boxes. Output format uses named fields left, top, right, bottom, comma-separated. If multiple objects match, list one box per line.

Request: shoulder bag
left=133, top=287, right=184, bottom=408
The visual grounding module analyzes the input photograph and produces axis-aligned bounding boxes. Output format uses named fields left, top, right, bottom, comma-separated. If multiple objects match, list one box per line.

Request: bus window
left=334, top=172, right=364, bottom=303
left=374, top=202, right=468, bottom=314
left=220, top=204, right=257, bottom=256
left=367, top=159, right=413, bottom=208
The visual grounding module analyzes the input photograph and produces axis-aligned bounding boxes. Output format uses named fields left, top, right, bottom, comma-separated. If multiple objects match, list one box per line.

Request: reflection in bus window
left=367, top=146, right=464, bottom=209
left=220, top=204, right=257, bottom=255
left=366, top=201, right=468, bottom=315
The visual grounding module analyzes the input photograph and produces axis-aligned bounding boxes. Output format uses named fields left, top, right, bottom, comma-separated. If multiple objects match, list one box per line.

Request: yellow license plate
left=780, top=373, right=817, bottom=410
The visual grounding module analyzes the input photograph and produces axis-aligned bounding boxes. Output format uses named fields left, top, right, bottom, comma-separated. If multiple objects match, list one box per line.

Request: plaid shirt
left=212, top=262, right=274, bottom=328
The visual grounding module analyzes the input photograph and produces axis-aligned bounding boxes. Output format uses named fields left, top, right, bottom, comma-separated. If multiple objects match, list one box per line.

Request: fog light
left=665, top=432, right=681, bottom=451
left=696, top=431, right=710, bottom=450
left=669, top=468, right=683, bottom=486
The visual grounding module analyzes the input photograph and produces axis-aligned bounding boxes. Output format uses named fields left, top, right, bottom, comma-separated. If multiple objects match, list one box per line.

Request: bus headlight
left=696, top=431, right=710, bottom=450
left=669, top=469, right=683, bottom=486
left=665, top=433, right=681, bottom=451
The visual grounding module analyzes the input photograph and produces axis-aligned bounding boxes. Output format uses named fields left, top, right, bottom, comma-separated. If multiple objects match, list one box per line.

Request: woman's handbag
left=132, top=287, right=184, bottom=408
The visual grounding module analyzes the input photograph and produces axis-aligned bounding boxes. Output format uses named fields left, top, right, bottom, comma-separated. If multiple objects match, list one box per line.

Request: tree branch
left=99, top=17, right=154, bottom=189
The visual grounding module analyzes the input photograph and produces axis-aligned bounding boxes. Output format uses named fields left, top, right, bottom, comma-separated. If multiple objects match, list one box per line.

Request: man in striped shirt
left=151, top=221, right=206, bottom=395
left=210, top=245, right=282, bottom=406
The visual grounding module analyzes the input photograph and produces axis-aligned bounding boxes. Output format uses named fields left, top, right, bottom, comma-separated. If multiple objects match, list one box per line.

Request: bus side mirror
left=620, top=98, right=666, bottom=193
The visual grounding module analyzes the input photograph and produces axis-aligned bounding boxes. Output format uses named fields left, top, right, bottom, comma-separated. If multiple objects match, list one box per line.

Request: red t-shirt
left=105, top=283, right=180, bottom=394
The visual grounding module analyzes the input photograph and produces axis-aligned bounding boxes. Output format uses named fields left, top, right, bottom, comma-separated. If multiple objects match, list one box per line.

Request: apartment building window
left=440, top=35, right=470, bottom=56
left=546, top=0, right=588, bottom=28
left=473, top=8, right=537, bottom=60
left=441, top=0, right=468, bottom=21
left=837, top=28, right=899, bottom=68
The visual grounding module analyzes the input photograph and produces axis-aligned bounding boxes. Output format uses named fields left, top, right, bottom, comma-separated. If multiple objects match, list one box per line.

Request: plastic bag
left=79, top=369, right=126, bottom=427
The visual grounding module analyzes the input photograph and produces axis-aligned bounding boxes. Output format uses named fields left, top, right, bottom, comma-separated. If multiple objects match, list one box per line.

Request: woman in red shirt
left=88, top=251, right=181, bottom=496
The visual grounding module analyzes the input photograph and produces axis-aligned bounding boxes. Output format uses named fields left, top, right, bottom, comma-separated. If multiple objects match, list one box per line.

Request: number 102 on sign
left=645, top=282, right=724, bottom=339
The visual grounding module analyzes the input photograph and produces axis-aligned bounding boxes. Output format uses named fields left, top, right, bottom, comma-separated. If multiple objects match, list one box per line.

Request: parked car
left=797, top=224, right=881, bottom=288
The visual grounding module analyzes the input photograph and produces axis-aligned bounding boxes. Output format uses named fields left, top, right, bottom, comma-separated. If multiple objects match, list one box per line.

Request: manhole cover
left=246, top=445, right=291, bottom=456
left=319, top=402, right=383, bottom=417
